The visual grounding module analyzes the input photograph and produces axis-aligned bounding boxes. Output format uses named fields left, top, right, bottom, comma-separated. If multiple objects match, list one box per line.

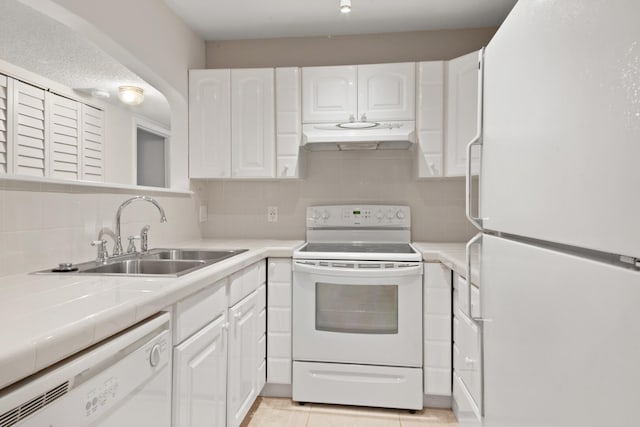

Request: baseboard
left=260, top=383, right=292, bottom=398
left=423, top=394, right=452, bottom=409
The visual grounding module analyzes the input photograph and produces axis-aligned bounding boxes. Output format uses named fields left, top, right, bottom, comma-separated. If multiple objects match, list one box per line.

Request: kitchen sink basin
left=142, top=249, right=247, bottom=262
left=81, top=259, right=205, bottom=275
left=35, top=248, right=249, bottom=277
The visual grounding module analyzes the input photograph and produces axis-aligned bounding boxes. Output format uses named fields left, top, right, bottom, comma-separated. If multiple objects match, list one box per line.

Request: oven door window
left=315, top=282, right=398, bottom=334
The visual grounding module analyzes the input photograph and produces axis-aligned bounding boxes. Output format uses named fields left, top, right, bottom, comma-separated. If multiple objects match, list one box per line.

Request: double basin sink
left=41, top=248, right=248, bottom=277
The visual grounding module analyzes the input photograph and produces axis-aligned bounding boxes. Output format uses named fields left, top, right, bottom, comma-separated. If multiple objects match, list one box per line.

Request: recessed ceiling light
left=118, top=86, right=144, bottom=106
left=340, top=0, right=352, bottom=14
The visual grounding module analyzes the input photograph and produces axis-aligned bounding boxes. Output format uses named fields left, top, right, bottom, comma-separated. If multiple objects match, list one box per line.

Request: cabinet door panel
left=357, top=63, right=415, bottom=122
left=80, top=105, right=104, bottom=182
left=47, top=93, right=81, bottom=181
left=174, top=314, right=228, bottom=427
left=13, top=80, right=47, bottom=177
left=231, top=69, right=275, bottom=178
left=0, top=75, right=9, bottom=175
left=189, top=69, right=231, bottom=178
left=302, top=66, right=356, bottom=123
left=227, top=291, right=258, bottom=427
left=446, top=51, right=481, bottom=177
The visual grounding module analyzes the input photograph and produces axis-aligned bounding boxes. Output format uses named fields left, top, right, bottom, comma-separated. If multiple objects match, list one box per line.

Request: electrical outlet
left=267, top=206, right=278, bottom=222
left=199, top=205, right=208, bottom=222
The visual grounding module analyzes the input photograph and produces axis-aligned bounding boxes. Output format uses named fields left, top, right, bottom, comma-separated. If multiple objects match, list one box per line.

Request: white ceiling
left=164, top=0, right=517, bottom=41
left=0, top=0, right=170, bottom=127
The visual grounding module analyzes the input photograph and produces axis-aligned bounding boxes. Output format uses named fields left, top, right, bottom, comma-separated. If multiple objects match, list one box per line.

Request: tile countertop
left=412, top=242, right=480, bottom=285
left=0, top=239, right=304, bottom=391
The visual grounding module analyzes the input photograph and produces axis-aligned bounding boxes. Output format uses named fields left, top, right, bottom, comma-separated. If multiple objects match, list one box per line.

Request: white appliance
left=301, top=121, right=416, bottom=151
left=0, top=313, right=171, bottom=427
left=292, top=205, right=423, bottom=410
left=466, top=1, right=640, bottom=426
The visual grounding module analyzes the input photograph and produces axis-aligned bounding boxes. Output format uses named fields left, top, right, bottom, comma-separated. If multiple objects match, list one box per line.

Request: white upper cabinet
left=12, top=80, right=47, bottom=178
left=189, top=69, right=232, bottom=178
left=302, top=65, right=357, bottom=123
left=231, top=68, right=275, bottom=178
left=357, top=62, right=415, bottom=122
left=302, top=63, right=415, bottom=124
left=80, top=105, right=104, bottom=182
left=275, top=67, right=303, bottom=179
left=445, top=51, right=481, bottom=177
left=47, top=93, right=81, bottom=181
left=415, top=61, right=445, bottom=178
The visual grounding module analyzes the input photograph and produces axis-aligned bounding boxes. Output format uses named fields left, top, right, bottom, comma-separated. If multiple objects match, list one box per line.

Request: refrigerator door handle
left=466, top=47, right=485, bottom=230
left=466, top=232, right=487, bottom=322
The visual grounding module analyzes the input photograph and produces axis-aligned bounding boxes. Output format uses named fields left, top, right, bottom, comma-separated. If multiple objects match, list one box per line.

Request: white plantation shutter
left=0, top=75, right=9, bottom=174
left=81, top=105, right=104, bottom=182
left=48, top=93, right=81, bottom=180
left=13, top=81, right=47, bottom=177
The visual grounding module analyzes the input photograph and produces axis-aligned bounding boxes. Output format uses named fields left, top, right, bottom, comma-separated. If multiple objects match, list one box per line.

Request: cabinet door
left=189, top=69, right=231, bottom=178
left=275, top=67, right=303, bottom=179
left=227, top=290, right=258, bottom=427
left=81, top=104, right=105, bottom=182
left=173, top=314, right=228, bottom=427
left=231, top=69, right=275, bottom=178
left=0, top=75, right=8, bottom=175
left=445, top=51, right=481, bottom=177
left=12, top=80, right=47, bottom=177
left=266, top=259, right=292, bottom=384
left=416, top=61, right=445, bottom=178
left=357, top=63, right=415, bottom=122
left=302, top=65, right=356, bottom=123
left=47, top=93, right=81, bottom=181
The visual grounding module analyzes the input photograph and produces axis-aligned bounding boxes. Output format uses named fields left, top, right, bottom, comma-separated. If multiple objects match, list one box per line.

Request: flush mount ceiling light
left=340, top=0, right=352, bottom=14
left=118, top=85, right=144, bottom=106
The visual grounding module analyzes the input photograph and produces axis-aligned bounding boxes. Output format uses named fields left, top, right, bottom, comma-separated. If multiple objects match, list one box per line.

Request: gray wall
left=206, top=28, right=497, bottom=68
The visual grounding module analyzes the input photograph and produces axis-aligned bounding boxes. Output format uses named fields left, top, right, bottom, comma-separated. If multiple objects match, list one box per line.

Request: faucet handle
left=91, top=240, right=109, bottom=263
left=140, top=225, right=150, bottom=252
left=127, top=235, right=141, bottom=254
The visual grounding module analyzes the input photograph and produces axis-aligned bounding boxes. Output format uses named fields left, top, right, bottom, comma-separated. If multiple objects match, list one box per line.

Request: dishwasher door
left=0, top=312, right=172, bottom=427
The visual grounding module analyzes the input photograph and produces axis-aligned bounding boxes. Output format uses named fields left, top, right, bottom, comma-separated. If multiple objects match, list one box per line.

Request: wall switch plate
left=199, top=205, right=208, bottom=222
left=267, top=206, right=278, bottom=222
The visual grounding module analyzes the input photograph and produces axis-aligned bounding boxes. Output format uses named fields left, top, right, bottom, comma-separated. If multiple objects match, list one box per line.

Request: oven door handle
left=293, top=261, right=422, bottom=277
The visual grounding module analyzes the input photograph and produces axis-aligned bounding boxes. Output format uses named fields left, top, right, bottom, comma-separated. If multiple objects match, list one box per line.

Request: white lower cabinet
left=171, top=260, right=267, bottom=427
left=174, top=313, right=228, bottom=427
left=423, top=263, right=452, bottom=397
left=266, top=258, right=292, bottom=385
left=227, top=284, right=266, bottom=427
left=452, top=273, right=482, bottom=424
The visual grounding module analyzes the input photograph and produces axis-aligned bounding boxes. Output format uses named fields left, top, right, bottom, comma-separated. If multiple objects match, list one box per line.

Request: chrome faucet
left=113, top=196, right=167, bottom=256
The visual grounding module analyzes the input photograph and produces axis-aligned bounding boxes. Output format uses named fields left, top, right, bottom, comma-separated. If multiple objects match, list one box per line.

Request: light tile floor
left=241, top=397, right=458, bottom=427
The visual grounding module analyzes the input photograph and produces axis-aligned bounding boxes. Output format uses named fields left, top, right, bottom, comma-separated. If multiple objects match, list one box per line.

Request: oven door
left=292, top=260, right=423, bottom=367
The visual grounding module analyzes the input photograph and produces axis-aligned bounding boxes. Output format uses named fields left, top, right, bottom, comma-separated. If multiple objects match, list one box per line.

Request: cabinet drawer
left=229, top=261, right=265, bottom=306
left=453, top=372, right=481, bottom=424
left=453, top=310, right=482, bottom=408
left=173, top=278, right=227, bottom=344
left=267, top=258, right=292, bottom=283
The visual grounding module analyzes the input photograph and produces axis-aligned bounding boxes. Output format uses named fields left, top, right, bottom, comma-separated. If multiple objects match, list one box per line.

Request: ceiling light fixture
left=340, top=0, right=351, bottom=14
left=118, top=86, right=144, bottom=106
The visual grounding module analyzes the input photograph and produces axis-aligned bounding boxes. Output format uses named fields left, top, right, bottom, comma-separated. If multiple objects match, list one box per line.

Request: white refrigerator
left=468, top=1, right=640, bottom=426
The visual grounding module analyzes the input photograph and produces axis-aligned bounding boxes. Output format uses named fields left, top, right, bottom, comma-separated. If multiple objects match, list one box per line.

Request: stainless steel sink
left=81, top=259, right=205, bottom=275
left=142, top=249, right=247, bottom=262
left=35, top=248, right=249, bottom=277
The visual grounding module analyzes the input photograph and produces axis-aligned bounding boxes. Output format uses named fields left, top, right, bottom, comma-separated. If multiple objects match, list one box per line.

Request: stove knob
left=375, top=210, right=384, bottom=220
left=385, top=210, right=394, bottom=220
left=311, top=210, right=320, bottom=220
left=321, top=210, right=331, bottom=220
left=396, top=210, right=406, bottom=220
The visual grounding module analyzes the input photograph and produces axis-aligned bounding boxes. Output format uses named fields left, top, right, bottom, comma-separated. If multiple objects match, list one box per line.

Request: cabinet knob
left=269, top=262, right=276, bottom=272
left=234, top=312, right=242, bottom=320
left=464, top=357, right=475, bottom=367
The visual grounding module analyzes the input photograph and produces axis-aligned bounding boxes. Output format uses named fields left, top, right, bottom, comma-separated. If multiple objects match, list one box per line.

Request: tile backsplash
left=0, top=181, right=202, bottom=277
left=202, top=150, right=478, bottom=242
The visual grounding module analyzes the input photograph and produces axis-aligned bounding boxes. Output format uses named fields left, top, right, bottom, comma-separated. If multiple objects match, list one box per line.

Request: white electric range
left=292, top=205, right=424, bottom=410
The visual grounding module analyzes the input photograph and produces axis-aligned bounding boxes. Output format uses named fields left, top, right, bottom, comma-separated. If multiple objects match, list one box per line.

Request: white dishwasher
left=0, top=312, right=171, bottom=427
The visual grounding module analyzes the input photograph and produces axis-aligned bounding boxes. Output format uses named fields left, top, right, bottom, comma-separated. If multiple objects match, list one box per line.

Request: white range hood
left=301, top=121, right=416, bottom=151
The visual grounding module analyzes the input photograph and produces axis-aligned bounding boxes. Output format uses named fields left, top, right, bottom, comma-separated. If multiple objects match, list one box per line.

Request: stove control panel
left=307, top=205, right=411, bottom=227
